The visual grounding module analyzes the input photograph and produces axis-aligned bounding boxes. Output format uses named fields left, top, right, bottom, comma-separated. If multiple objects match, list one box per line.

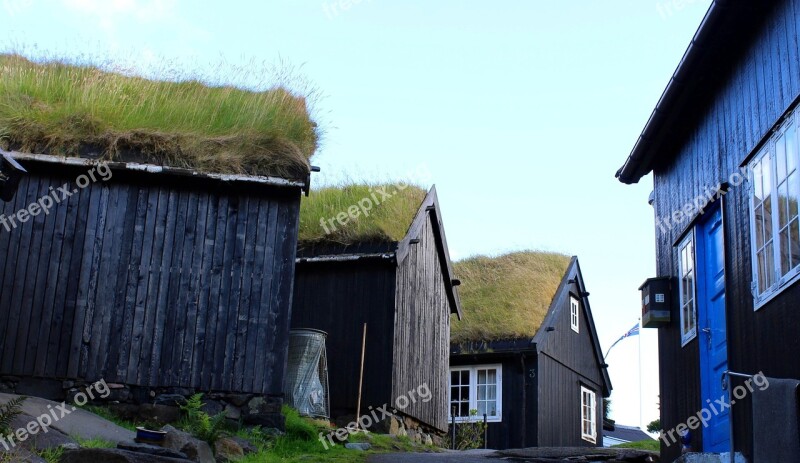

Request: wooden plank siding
left=393, top=214, right=452, bottom=433
left=290, top=258, right=397, bottom=419
left=650, top=1, right=800, bottom=460
left=536, top=353, right=603, bottom=448
left=0, top=160, right=302, bottom=397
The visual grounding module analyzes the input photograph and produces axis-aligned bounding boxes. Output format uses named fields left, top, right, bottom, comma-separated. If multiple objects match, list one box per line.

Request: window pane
left=764, top=158, right=774, bottom=201
left=487, top=369, right=496, bottom=384
left=754, top=161, right=764, bottom=202
left=766, top=242, right=775, bottom=288
left=781, top=228, right=791, bottom=275
left=792, top=220, right=800, bottom=270
left=461, top=371, right=469, bottom=383
left=459, top=403, right=468, bottom=417
left=778, top=133, right=788, bottom=182
left=488, top=401, right=497, bottom=416
left=478, top=385, right=486, bottom=400
left=756, top=204, right=765, bottom=248
left=765, top=197, right=774, bottom=239
left=779, top=183, right=789, bottom=228
left=788, top=126, right=798, bottom=175
left=790, top=173, right=799, bottom=220
left=451, top=371, right=460, bottom=385
left=451, top=386, right=459, bottom=401
left=477, top=402, right=485, bottom=416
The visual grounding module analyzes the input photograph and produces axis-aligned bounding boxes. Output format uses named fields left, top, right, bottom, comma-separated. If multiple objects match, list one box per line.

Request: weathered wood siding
left=393, top=214, right=451, bottom=432
left=536, top=277, right=605, bottom=447
left=290, top=258, right=397, bottom=418
left=651, top=1, right=800, bottom=460
left=0, top=161, right=301, bottom=396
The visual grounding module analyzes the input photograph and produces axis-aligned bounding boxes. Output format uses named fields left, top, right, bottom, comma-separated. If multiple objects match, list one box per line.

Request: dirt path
left=368, top=447, right=658, bottom=463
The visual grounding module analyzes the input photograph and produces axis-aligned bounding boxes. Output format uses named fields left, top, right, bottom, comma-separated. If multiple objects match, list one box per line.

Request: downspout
left=520, top=352, right=526, bottom=447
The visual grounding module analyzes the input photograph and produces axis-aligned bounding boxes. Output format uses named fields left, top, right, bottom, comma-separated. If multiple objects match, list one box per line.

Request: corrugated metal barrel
left=285, top=329, right=330, bottom=419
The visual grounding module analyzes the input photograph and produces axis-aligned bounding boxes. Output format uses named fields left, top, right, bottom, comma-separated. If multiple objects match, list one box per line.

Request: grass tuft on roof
left=298, top=183, right=428, bottom=244
left=451, top=251, right=572, bottom=344
left=0, top=54, right=319, bottom=179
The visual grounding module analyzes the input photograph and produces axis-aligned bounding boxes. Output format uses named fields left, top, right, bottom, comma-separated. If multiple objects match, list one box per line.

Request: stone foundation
left=0, top=376, right=286, bottom=430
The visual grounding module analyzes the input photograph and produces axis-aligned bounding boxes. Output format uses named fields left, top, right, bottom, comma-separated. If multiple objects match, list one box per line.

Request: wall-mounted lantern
left=639, top=277, right=672, bottom=328
left=0, top=151, right=27, bottom=202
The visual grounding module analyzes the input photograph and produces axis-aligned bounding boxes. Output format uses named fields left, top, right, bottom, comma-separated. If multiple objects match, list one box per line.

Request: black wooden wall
left=393, top=214, right=452, bottom=432
left=291, top=258, right=397, bottom=419
left=651, top=1, right=800, bottom=460
left=535, top=276, right=605, bottom=448
left=0, top=161, right=301, bottom=396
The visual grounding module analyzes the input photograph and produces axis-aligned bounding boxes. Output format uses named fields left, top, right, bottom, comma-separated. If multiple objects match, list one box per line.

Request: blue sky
left=2, top=0, right=712, bottom=430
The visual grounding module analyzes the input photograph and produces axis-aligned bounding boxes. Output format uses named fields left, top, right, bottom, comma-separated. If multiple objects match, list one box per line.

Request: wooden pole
left=355, top=323, right=367, bottom=431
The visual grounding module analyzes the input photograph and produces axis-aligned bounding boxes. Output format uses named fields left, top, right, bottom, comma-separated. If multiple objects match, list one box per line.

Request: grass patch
left=77, top=405, right=138, bottom=432
left=73, top=436, right=116, bottom=449
left=0, top=53, right=319, bottom=179
left=299, top=183, right=427, bottom=244
left=612, top=439, right=660, bottom=451
left=33, top=447, right=63, bottom=463
left=451, top=251, right=572, bottom=343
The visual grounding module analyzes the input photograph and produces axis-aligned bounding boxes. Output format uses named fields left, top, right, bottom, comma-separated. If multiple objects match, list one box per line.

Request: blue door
left=696, top=206, right=730, bottom=452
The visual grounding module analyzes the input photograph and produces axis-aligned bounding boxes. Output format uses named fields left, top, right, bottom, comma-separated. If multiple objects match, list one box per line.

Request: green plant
left=34, top=446, right=64, bottom=463
left=446, top=409, right=487, bottom=450
left=0, top=396, right=26, bottom=435
left=646, top=418, right=661, bottom=434
left=178, top=393, right=229, bottom=444
left=73, top=436, right=116, bottom=448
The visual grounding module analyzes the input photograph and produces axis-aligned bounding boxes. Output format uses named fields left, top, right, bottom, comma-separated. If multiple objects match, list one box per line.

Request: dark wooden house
left=291, top=185, right=461, bottom=434
left=450, top=253, right=611, bottom=449
left=0, top=151, right=308, bottom=424
left=616, top=1, right=800, bottom=460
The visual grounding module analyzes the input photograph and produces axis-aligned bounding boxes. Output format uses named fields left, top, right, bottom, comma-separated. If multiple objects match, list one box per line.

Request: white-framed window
left=570, top=296, right=580, bottom=333
left=678, top=233, right=697, bottom=346
left=580, top=386, right=597, bottom=443
left=448, top=364, right=502, bottom=423
left=749, top=114, right=800, bottom=308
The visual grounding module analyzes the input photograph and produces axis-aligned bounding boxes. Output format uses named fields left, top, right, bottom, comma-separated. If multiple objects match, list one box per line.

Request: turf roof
left=451, top=251, right=572, bottom=343
left=298, top=183, right=428, bottom=245
left=0, top=54, right=318, bottom=179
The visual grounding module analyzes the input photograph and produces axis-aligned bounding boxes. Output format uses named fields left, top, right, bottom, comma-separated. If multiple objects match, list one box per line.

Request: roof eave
left=616, top=0, right=740, bottom=185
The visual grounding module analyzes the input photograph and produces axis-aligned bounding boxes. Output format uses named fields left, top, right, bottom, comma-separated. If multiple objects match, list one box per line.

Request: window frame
left=448, top=364, right=503, bottom=423
left=570, top=296, right=580, bottom=333
left=580, top=385, right=597, bottom=443
left=748, top=114, right=800, bottom=310
left=678, top=232, right=697, bottom=346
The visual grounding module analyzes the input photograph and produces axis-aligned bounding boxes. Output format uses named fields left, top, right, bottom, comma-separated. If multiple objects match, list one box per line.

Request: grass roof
left=451, top=251, right=572, bottom=344
left=0, top=54, right=319, bottom=179
left=298, top=183, right=428, bottom=245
